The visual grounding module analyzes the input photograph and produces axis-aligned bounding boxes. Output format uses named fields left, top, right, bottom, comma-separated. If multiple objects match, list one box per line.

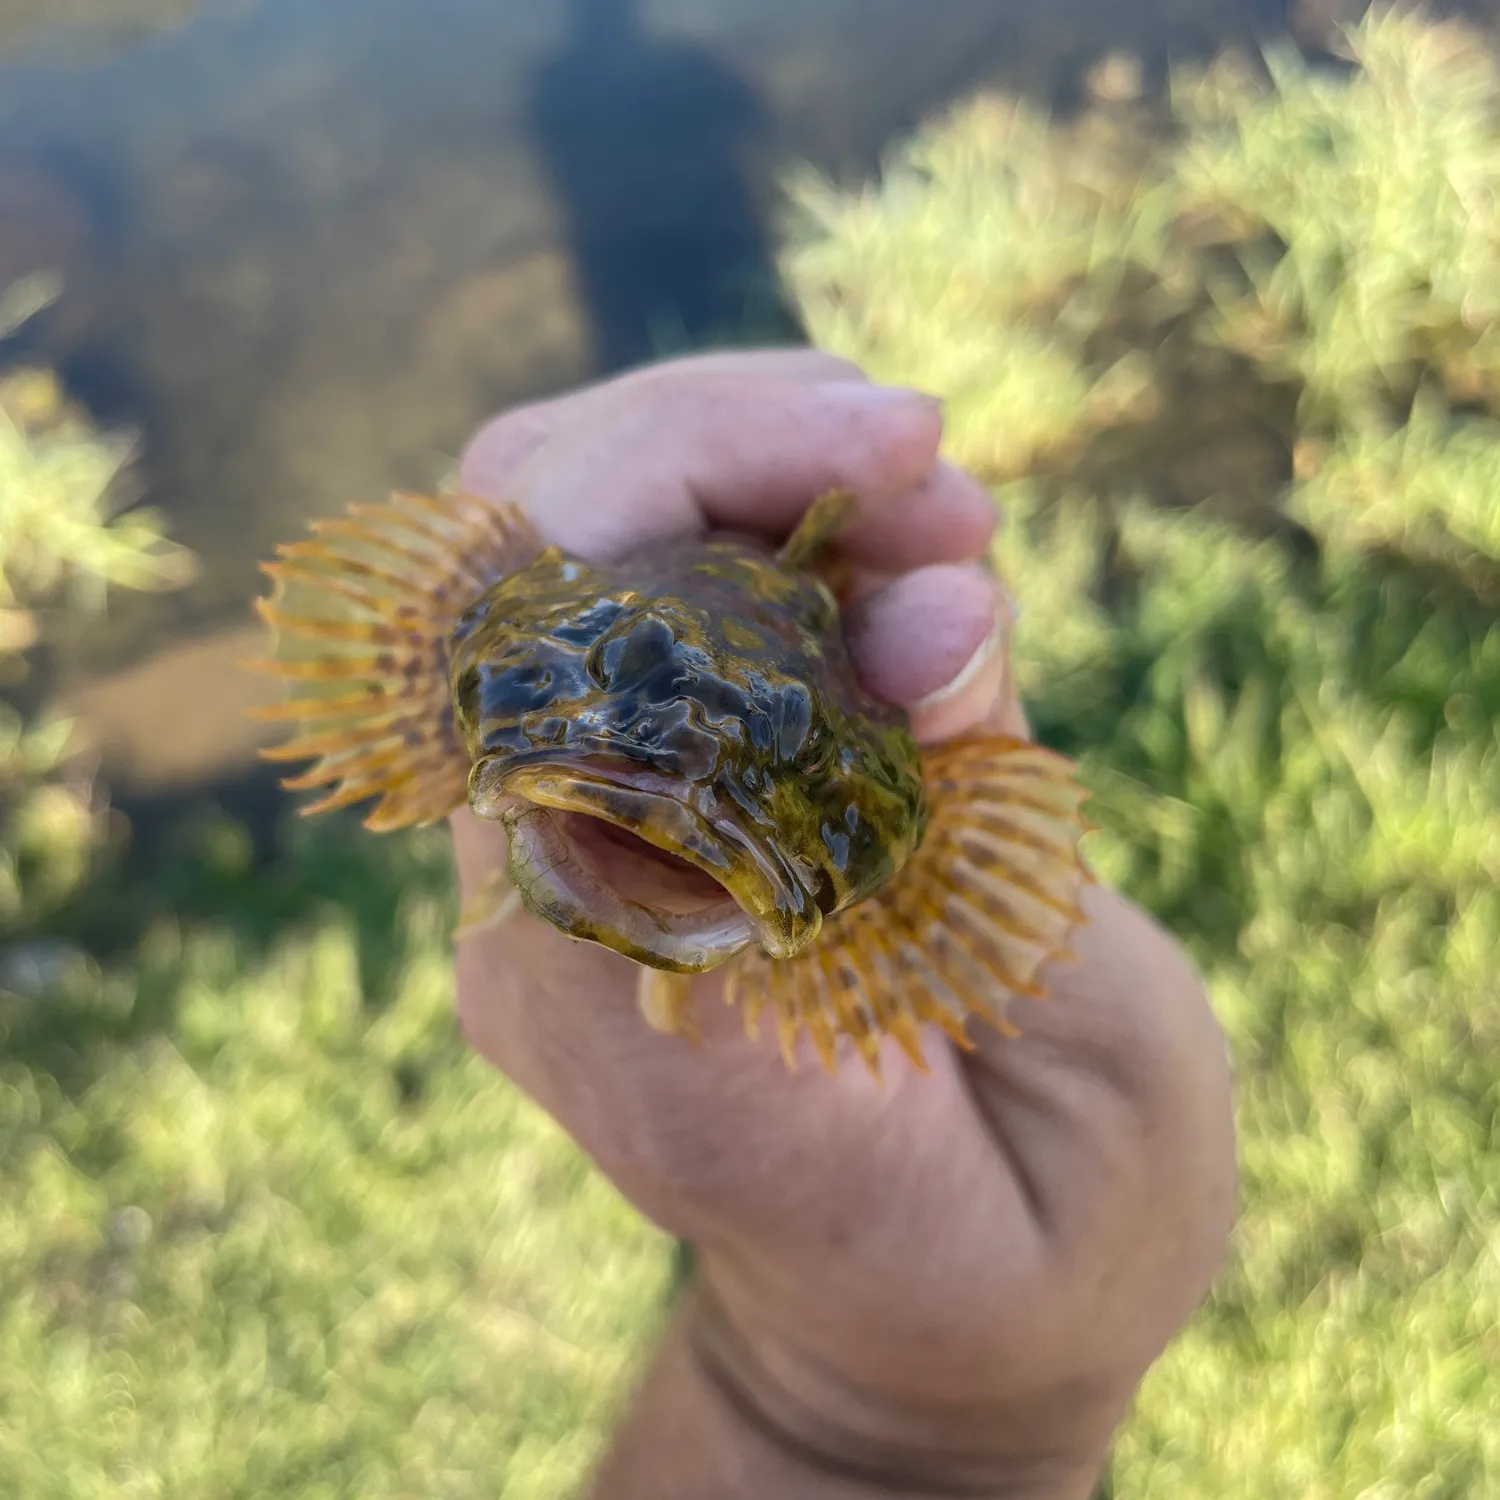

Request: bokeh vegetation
left=0, top=274, right=670, bottom=1499
left=784, top=6, right=1498, bottom=1495
left=0, top=0, right=200, bottom=59
left=0, top=276, right=192, bottom=944
left=3, top=5, right=1497, bottom=1497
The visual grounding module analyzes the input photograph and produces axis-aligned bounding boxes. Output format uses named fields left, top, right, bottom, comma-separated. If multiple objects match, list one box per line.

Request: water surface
left=0, top=0, right=1282, bottom=792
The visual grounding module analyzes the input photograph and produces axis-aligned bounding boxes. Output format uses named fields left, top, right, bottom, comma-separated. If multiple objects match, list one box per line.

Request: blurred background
left=1, top=1, right=1496, bottom=1496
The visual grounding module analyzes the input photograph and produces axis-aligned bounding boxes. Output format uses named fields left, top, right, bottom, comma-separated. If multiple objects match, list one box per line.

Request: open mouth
left=469, top=755, right=818, bottom=971
left=559, top=814, right=732, bottom=913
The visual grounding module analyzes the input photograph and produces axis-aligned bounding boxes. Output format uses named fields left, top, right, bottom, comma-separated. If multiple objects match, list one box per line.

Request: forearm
left=583, top=1284, right=1106, bottom=1500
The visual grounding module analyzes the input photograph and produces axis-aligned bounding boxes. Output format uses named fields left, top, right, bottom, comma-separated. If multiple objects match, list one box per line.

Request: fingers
left=843, top=563, right=1006, bottom=743
left=664, top=378, right=943, bottom=530
left=456, top=346, right=867, bottom=504
left=835, top=461, right=999, bottom=569
left=458, top=357, right=998, bottom=573
left=492, top=377, right=948, bottom=561
left=454, top=401, right=555, bottom=502
left=844, top=563, right=1029, bottom=743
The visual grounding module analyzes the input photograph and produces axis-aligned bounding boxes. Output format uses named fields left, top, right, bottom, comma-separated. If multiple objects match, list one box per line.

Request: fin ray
left=307, top=517, right=495, bottom=593
left=246, top=689, right=429, bottom=724
left=254, top=597, right=420, bottom=648
left=248, top=490, right=543, bottom=828
left=258, top=720, right=409, bottom=762
left=259, top=561, right=388, bottom=617
left=275, top=541, right=447, bottom=595
left=454, top=866, right=522, bottom=939
left=239, top=654, right=393, bottom=682
left=638, top=970, right=702, bottom=1043
left=724, top=734, right=1090, bottom=1074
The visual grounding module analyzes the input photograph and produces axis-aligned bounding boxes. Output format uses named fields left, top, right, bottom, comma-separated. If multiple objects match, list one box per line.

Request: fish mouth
left=468, top=753, right=820, bottom=972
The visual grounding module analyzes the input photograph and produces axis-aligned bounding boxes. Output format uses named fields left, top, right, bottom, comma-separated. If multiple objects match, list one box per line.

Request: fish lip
left=468, top=750, right=821, bottom=968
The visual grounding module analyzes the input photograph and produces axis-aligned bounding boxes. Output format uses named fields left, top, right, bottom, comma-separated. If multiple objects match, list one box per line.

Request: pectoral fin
left=453, top=865, right=523, bottom=941
left=637, top=969, right=702, bottom=1043
left=243, top=490, right=544, bottom=831
left=724, top=735, right=1092, bottom=1079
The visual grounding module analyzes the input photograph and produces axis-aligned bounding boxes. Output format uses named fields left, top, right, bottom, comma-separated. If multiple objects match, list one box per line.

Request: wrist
left=683, top=1272, right=1109, bottom=1500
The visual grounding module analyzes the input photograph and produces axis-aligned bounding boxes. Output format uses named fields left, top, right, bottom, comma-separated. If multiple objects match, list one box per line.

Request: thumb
left=842, top=562, right=1029, bottom=744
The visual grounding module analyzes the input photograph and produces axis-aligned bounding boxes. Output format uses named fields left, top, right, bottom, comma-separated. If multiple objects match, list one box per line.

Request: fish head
left=448, top=536, right=927, bottom=973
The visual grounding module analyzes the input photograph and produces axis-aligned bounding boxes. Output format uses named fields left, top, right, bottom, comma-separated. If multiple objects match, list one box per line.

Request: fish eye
left=766, top=681, right=814, bottom=762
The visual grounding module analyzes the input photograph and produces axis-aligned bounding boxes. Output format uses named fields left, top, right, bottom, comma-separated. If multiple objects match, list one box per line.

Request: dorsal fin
left=777, top=488, right=858, bottom=572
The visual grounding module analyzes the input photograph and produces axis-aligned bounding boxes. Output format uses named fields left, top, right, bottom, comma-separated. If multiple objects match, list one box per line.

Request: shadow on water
left=1, top=0, right=1343, bottom=1020
left=0, top=10, right=1381, bottom=1485
left=527, top=0, right=800, bottom=372
left=11, top=0, right=1439, bottom=999
left=0, top=0, right=1334, bottom=711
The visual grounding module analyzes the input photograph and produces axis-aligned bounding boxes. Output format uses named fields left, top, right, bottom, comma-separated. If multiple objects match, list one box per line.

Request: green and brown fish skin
left=244, top=487, right=1093, bottom=1080
left=450, top=508, right=928, bottom=975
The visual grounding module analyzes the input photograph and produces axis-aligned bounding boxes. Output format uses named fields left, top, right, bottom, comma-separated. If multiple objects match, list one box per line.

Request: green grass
left=1004, top=502, right=1500, bottom=1499
left=0, top=818, right=670, bottom=1500
left=781, top=8, right=1497, bottom=1496
left=0, top=302, right=671, bottom=1497
left=4, top=8, right=1500, bottom=1497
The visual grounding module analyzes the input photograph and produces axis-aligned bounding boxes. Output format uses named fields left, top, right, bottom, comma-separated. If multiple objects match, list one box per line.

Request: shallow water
left=0, top=0, right=1286, bottom=794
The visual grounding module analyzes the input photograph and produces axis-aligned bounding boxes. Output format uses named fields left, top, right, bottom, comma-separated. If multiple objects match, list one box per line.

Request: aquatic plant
left=782, top=7, right=1499, bottom=1496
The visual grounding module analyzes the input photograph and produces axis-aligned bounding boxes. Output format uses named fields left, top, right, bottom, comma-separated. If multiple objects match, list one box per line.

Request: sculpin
left=245, top=488, right=1091, bottom=1076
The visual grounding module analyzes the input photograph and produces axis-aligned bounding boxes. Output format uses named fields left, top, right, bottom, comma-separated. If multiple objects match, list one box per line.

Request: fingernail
left=910, top=616, right=1003, bottom=713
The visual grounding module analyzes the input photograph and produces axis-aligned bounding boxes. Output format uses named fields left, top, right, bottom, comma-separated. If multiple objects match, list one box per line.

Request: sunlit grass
left=5, top=8, right=1500, bottom=1497
left=0, top=825, right=670, bottom=1500
left=0, top=280, right=670, bottom=1497
left=785, top=8, right=1498, bottom=1496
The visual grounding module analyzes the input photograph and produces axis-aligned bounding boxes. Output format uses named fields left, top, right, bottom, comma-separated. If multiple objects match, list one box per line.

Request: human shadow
left=525, top=0, right=801, bottom=374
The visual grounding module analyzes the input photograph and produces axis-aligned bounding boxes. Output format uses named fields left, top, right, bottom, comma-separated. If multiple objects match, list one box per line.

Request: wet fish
left=244, top=487, right=1092, bottom=1077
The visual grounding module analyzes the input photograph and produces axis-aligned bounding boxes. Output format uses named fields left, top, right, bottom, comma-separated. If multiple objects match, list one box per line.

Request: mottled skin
left=445, top=531, right=927, bottom=968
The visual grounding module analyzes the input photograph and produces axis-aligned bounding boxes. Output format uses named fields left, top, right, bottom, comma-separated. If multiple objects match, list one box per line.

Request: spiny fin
left=724, top=735, right=1093, bottom=1079
left=777, top=488, right=857, bottom=572
left=454, top=864, right=523, bottom=941
left=247, top=489, right=544, bottom=830
left=637, top=969, right=702, bottom=1044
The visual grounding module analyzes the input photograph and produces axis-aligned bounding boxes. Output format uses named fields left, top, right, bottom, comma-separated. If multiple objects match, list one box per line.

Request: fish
left=243, top=485, right=1093, bottom=1078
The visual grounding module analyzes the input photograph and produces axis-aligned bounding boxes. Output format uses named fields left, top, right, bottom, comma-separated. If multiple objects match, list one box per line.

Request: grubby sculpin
left=245, top=488, right=1091, bottom=1077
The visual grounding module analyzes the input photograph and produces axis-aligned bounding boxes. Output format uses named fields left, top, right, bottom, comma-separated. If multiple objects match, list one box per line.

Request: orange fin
left=248, top=489, right=544, bottom=830
left=453, top=865, right=523, bottom=941
left=724, top=735, right=1092, bottom=1078
left=637, top=969, right=702, bottom=1043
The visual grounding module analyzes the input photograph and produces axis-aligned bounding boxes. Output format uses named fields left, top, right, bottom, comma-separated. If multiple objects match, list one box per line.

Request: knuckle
left=458, top=403, right=555, bottom=495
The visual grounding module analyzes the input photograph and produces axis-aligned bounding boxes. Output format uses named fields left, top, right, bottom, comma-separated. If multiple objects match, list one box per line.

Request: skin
left=448, top=349, right=1238, bottom=1500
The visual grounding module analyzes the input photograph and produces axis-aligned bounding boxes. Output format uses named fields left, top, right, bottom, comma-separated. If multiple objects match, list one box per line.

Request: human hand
left=448, top=349, right=1237, bottom=1499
